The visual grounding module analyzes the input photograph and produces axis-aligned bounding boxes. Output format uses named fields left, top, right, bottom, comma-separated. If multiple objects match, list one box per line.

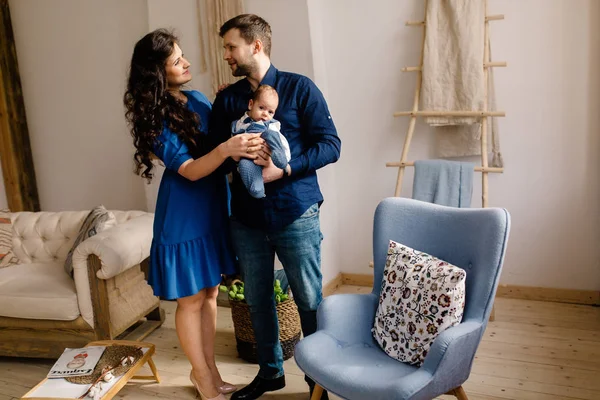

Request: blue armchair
left=295, top=198, right=510, bottom=400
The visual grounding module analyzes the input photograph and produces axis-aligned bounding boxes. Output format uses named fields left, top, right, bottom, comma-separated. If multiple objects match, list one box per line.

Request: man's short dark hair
left=219, top=14, right=272, bottom=57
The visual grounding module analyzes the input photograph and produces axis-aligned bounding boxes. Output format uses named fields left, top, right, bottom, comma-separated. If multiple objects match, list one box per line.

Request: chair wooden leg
left=446, top=386, right=469, bottom=400
left=489, top=305, right=496, bottom=321
left=311, top=384, right=325, bottom=400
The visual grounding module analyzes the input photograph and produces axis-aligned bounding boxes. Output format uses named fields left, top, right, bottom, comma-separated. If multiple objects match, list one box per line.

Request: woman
left=124, top=29, right=262, bottom=400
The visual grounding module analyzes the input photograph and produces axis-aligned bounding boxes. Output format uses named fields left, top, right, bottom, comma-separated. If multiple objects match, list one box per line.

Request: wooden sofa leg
left=121, top=305, right=165, bottom=342
left=446, top=386, right=469, bottom=400
left=311, top=384, right=325, bottom=400
left=146, top=305, right=165, bottom=323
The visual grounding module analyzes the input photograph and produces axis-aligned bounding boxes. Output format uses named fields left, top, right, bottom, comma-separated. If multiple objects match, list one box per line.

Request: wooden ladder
left=387, top=0, right=506, bottom=321
left=387, top=0, right=506, bottom=208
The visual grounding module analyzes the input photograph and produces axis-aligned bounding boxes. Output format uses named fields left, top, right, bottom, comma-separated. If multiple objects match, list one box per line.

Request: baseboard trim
left=221, top=272, right=598, bottom=306
left=334, top=273, right=599, bottom=306
left=341, top=273, right=374, bottom=287
left=323, top=273, right=344, bottom=297
left=496, top=284, right=599, bottom=306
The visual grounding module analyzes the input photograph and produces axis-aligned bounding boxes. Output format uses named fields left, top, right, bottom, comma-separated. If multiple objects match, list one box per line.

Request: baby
left=231, top=85, right=290, bottom=198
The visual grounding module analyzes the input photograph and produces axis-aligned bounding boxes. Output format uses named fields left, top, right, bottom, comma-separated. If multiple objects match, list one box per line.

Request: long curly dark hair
left=124, top=29, right=205, bottom=182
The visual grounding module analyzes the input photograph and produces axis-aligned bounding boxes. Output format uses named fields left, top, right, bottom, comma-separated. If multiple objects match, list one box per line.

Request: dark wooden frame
left=0, top=0, right=40, bottom=211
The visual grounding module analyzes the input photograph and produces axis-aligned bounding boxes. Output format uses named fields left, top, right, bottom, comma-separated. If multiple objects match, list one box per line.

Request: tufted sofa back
left=9, top=210, right=148, bottom=265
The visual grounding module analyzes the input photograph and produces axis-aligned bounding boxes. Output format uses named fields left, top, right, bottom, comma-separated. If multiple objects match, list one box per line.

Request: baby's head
left=248, top=85, right=279, bottom=122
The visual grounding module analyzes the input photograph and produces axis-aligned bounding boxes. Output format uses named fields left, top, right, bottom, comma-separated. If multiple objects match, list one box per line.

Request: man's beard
left=232, top=60, right=255, bottom=77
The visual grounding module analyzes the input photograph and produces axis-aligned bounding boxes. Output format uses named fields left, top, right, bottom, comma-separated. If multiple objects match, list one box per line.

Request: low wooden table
left=21, top=340, right=160, bottom=400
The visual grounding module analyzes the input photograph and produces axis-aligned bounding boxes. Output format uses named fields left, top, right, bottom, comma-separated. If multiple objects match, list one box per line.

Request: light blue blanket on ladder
left=412, top=160, right=474, bottom=208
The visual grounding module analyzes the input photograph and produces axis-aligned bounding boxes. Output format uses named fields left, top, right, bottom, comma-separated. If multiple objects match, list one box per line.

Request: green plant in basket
left=220, top=280, right=245, bottom=301
left=220, top=279, right=289, bottom=304
left=273, top=278, right=289, bottom=303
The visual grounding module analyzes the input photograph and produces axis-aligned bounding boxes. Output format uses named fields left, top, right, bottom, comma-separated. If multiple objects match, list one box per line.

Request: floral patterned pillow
left=372, top=240, right=466, bottom=366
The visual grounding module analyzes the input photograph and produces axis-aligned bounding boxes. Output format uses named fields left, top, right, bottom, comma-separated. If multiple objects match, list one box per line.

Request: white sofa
left=0, top=210, right=163, bottom=358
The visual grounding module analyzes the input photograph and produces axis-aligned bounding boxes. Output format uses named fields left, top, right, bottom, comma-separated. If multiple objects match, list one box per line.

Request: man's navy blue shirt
left=209, top=64, right=341, bottom=231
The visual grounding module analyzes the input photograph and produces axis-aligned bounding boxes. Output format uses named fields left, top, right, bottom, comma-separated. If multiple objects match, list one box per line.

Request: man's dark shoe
left=231, top=375, right=286, bottom=400
left=307, top=376, right=329, bottom=400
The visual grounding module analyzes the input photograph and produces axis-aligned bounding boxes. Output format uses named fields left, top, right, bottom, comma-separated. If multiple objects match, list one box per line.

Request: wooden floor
left=1, top=285, right=599, bottom=400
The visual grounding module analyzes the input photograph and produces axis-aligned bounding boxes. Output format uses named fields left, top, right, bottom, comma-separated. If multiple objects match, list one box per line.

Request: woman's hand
left=219, top=134, right=264, bottom=161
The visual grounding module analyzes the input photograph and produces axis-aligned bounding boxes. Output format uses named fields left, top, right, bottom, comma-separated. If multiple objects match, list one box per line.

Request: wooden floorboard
left=1, top=286, right=598, bottom=400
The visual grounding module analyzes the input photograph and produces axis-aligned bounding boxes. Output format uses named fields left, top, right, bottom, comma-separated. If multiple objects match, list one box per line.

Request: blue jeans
left=230, top=203, right=323, bottom=379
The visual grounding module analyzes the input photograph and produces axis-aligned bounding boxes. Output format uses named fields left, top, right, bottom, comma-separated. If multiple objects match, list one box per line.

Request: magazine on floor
left=47, top=346, right=106, bottom=378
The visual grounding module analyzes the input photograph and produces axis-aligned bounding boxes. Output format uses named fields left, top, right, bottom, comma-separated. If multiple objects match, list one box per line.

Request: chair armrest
left=72, top=213, right=154, bottom=280
left=421, top=320, right=483, bottom=379
left=317, top=293, right=379, bottom=345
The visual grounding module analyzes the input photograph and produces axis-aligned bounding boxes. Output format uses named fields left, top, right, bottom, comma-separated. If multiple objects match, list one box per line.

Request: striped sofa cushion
left=64, top=205, right=116, bottom=276
left=0, top=210, right=20, bottom=268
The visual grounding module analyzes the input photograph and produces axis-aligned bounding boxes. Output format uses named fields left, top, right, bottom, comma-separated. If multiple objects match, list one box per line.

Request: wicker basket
left=229, top=297, right=301, bottom=363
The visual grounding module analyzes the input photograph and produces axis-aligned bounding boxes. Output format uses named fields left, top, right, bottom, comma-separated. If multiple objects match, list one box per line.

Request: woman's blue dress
left=148, top=90, right=235, bottom=300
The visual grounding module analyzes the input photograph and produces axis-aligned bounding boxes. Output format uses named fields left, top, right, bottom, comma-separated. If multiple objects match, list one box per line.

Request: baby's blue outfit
left=149, top=90, right=235, bottom=300
left=231, top=112, right=291, bottom=198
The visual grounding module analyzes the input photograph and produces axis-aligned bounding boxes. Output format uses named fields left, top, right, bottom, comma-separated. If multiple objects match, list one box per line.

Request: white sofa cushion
left=0, top=262, right=80, bottom=321
left=9, top=210, right=148, bottom=265
left=6, top=210, right=152, bottom=328
left=10, top=211, right=89, bottom=264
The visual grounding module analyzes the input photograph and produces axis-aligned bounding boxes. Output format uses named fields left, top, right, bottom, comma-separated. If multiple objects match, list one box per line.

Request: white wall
left=316, top=0, right=600, bottom=291
left=306, top=0, right=341, bottom=285
left=8, top=0, right=598, bottom=291
left=245, top=0, right=314, bottom=80
left=8, top=0, right=148, bottom=211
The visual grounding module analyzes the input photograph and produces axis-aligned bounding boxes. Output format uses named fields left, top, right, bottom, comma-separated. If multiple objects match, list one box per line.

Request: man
left=209, top=14, right=341, bottom=400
